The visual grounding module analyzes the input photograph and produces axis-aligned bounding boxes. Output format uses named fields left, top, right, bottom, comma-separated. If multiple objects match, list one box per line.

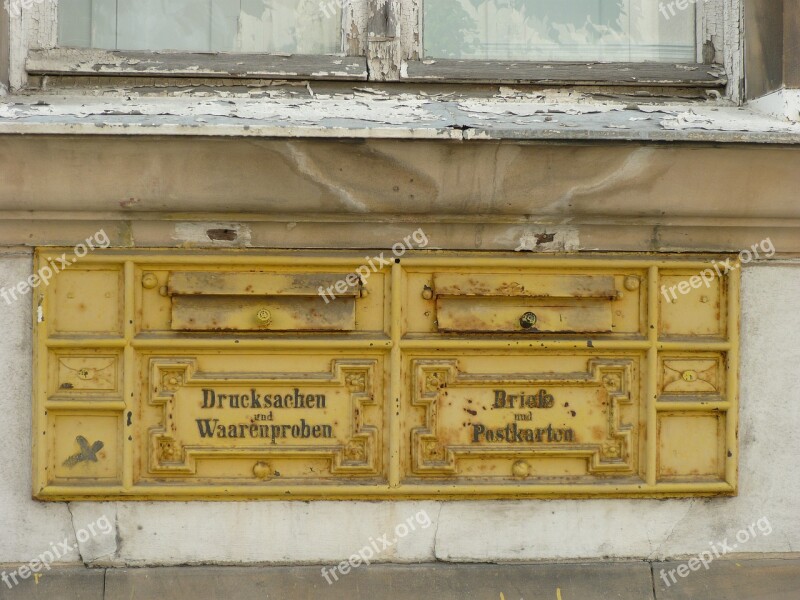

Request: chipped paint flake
left=173, top=223, right=252, bottom=248
left=514, top=229, right=580, bottom=253
left=659, top=108, right=800, bottom=133
left=0, top=87, right=798, bottom=144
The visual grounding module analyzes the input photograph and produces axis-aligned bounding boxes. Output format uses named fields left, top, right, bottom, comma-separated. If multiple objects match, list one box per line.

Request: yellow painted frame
left=32, top=250, right=740, bottom=500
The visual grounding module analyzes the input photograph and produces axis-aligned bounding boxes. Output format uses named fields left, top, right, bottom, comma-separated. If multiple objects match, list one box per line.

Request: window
left=16, top=0, right=733, bottom=94
left=56, top=1, right=699, bottom=62
left=58, top=0, right=344, bottom=54
left=423, top=0, right=696, bottom=62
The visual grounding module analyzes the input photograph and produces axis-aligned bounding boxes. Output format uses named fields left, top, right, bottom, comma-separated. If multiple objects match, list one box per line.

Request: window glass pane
left=424, top=0, right=696, bottom=62
left=58, top=0, right=343, bottom=54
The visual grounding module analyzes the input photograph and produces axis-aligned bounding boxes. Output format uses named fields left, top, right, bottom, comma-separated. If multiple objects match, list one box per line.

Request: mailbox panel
left=136, top=353, right=385, bottom=484
left=33, top=251, right=738, bottom=500
left=401, top=352, right=644, bottom=483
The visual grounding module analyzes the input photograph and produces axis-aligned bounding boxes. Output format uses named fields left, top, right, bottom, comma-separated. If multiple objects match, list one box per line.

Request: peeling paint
left=173, top=223, right=252, bottom=248
left=0, top=88, right=797, bottom=144
left=367, top=0, right=402, bottom=81
left=513, top=228, right=581, bottom=253
left=658, top=107, right=800, bottom=133
left=0, top=93, right=444, bottom=126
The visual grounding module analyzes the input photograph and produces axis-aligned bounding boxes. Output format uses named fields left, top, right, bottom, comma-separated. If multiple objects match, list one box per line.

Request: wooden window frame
left=396, top=0, right=734, bottom=92
left=11, top=0, right=741, bottom=99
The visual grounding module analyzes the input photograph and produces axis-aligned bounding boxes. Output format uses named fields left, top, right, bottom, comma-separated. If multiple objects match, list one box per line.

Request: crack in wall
left=648, top=499, right=698, bottom=560
left=432, top=503, right=443, bottom=562
left=65, top=502, right=87, bottom=566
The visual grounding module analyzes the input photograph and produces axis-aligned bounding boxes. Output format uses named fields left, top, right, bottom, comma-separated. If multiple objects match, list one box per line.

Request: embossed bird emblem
left=63, top=435, right=104, bottom=467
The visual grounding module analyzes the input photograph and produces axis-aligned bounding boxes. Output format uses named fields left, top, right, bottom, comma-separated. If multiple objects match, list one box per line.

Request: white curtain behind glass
left=424, top=0, right=696, bottom=62
left=58, top=0, right=343, bottom=54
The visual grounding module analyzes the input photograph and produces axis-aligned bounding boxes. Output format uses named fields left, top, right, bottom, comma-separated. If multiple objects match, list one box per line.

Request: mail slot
left=168, top=271, right=359, bottom=332
left=432, top=273, right=618, bottom=333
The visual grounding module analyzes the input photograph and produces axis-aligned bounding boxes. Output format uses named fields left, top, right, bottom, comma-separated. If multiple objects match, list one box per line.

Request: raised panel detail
left=406, top=356, right=638, bottom=480
left=142, top=357, right=383, bottom=481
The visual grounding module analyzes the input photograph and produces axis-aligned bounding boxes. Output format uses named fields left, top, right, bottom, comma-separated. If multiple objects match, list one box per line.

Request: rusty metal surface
left=32, top=251, right=739, bottom=500
left=170, top=295, right=357, bottom=332
left=166, top=270, right=360, bottom=332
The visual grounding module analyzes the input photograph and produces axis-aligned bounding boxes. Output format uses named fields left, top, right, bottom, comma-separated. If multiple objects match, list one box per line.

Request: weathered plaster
left=2, top=135, right=800, bottom=221
left=0, top=251, right=110, bottom=566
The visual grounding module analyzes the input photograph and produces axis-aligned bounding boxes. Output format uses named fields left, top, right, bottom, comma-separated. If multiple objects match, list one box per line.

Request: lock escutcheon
left=519, top=312, right=537, bottom=330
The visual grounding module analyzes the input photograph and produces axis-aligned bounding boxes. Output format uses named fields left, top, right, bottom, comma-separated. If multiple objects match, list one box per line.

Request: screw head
left=519, top=312, right=537, bottom=329
left=256, top=309, right=272, bottom=324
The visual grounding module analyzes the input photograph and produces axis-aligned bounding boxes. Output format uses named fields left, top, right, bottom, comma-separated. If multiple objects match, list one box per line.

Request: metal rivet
left=512, top=460, right=530, bottom=477
left=624, top=276, right=640, bottom=291
left=253, top=462, right=271, bottom=480
left=700, top=296, right=709, bottom=303
left=142, top=273, right=158, bottom=289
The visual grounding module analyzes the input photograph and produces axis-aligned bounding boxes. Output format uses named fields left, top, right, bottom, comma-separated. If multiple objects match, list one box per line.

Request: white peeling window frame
left=10, top=0, right=742, bottom=101
left=11, top=0, right=370, bottom=89
left=397, top=0, right=742, bottom=101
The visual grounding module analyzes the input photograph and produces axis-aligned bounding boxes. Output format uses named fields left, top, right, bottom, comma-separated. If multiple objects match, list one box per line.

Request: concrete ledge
left=105, top=563, right=653, bottom=599
left=1, top=560, right=799, bottom=600
left=654, top=558, right=800, bottom=600
left=0, top=567, right=104, bottom=600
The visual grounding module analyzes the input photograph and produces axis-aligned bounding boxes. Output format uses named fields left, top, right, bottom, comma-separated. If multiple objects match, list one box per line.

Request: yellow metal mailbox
left=32, top=251, right=739, bottom=500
